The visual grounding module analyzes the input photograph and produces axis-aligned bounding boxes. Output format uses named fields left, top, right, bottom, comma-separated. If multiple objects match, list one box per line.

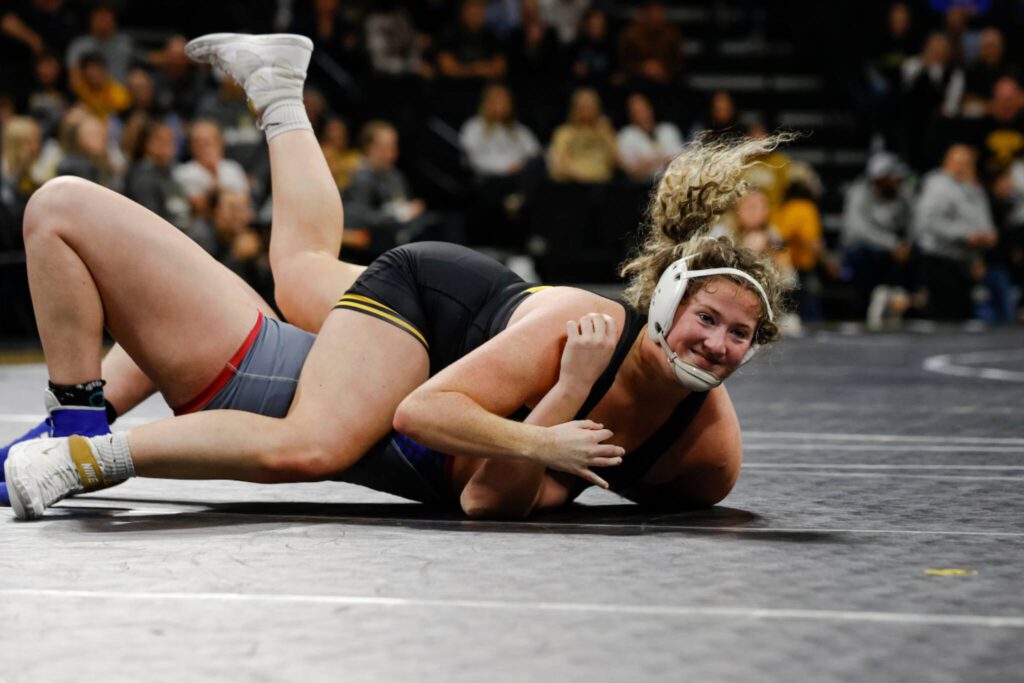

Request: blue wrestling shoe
left=0, top=391, right=109, bottom=486
left=0, top=482, right=8, bottom=507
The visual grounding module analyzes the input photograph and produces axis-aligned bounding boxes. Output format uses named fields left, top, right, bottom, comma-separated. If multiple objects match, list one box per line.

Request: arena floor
left=1, top=325, right=1021, bottom=682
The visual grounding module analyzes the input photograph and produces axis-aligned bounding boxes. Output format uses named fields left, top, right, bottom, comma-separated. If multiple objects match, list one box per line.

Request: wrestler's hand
left=559, top=313, right=617, bottom=391
left=537, top=420, right=624, bottom=489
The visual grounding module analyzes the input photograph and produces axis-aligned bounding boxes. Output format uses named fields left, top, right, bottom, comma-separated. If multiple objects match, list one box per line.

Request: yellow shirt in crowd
left=774, top=198, right=822, bottom=272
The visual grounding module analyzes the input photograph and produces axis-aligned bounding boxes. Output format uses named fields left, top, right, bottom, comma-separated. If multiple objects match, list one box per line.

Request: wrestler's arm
left=392, top=300, right=625, bottom=484
left=458, top=314, right=619, bottom=518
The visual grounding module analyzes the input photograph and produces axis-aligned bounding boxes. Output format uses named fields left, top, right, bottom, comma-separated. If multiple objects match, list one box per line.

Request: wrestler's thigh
left=285, top=309, right=431, bottom=468
left=45, top=180, right=262, bottom=401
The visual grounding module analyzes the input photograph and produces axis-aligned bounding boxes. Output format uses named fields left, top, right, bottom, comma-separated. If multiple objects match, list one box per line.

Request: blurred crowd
left=1, top=0, right=1023, bottom=335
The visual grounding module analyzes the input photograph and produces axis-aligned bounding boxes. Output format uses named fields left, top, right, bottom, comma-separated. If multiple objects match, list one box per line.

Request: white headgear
left=647, top=256, right=774, bottom=392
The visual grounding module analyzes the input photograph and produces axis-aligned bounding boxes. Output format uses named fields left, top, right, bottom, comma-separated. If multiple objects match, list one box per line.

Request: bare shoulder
left=509, top=286, right=627, bottom=328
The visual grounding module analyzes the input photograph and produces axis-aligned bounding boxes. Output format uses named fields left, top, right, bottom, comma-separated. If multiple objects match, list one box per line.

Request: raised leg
left=266, top=131, right=366, bottom=333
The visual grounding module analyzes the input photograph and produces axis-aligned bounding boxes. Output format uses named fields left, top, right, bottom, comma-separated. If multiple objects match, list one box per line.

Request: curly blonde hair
left=620, top=133, right=797, bottom=345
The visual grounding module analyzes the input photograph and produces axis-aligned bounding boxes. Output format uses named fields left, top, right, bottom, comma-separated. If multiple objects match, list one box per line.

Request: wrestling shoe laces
left=4, top=437, right=101, bottom=520
left=185, top=33, right=312, bottom=127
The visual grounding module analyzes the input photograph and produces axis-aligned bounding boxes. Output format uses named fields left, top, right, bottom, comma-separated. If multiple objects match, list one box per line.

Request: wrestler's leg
left=0, top=266, right=276, bottom=474
left=101, top=344, right=156, bottom=417
left=22, top=176, right=263, bottom=406
left=266, top=131, right=366, bottom=333
left=184, top=33, right=363, bottom=333
left=126, top=310, right=429, bottom=482
left=620, top=386, right=743, bottom=509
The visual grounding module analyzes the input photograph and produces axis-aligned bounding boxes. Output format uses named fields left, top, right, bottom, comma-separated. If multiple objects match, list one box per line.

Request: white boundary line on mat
left=2, top=588, right=1022, bottom=628
left=923, top=349, right=1024, bottom=382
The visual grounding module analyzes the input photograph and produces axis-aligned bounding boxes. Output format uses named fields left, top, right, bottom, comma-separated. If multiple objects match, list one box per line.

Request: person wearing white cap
left=841, top=151, right=915, bottom=327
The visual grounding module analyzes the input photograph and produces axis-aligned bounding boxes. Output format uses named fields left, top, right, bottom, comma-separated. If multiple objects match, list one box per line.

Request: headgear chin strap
left=647, top=256, right=774, bottom=392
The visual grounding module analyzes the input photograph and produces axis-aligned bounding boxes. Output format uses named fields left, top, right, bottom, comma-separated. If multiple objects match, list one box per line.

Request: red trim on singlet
left=173, top=311, right=265, bottom=415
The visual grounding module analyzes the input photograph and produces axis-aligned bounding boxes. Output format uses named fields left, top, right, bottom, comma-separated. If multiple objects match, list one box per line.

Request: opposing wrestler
left=4, top=34, right=791, bottom=520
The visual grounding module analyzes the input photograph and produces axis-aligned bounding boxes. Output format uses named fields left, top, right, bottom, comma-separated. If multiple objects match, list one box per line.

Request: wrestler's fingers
left=601, top=314, right=616, bottom=339
left=578, top=468, right=611, bottom=489
left=589, top=455, right=623, bottom=468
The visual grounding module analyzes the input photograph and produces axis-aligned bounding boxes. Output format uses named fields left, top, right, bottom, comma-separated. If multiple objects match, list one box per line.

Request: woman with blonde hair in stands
left=548, top=87, right=619, bottom=183
left=4, top=34, right=793, bottom=520
left=1, top=117, right=46, bottom=217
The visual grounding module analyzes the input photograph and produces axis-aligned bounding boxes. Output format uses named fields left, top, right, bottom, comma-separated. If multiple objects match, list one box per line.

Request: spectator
left=617, top=92, right=683, bottom=182
left=460, top=83, right=541, bottom=246
left=962, top=28, right=1017, bottom=117
left=485, top=0, right=520, bottom=39
left=570, top=7, right=615, bottom=85
left=173, top=119, right=250, bottom=222
left=205, top=189, right=273, bottom=302
left=124, top=122, right=191, bottom=231
left=0, top=0, right=76, bottom=61
left=775, top=166, right=832, bottom=321
left=65, top=3, right=135, bottom=83
left=436, top=0, right=507, bottom=81
left=977, top=77, right=1024, bottom=180
left=538, top=0, right=589, bottom=45
left=913, top=143, right=997, bottom=320
left=978, top=165, right=1024, bottom=323
left=506, top=0, right=564, bottom=87
left=195, top=75, right=262, bottom=151
left=364, top=2, right=433, bottom=78
left=344, top=120, right=435, bottom=248
left=864, top=3, right=917, bottom=148
left=902, top=32, right=965, bottom=169
left=873, top=3, right=917, bottom=87
left=150, top=35, right=207, bottom=118
left=741, top=121, right=792, bottom=213
left=118, top=67, right=186, bottom=157
left=842, top=151, right=915, bottom=326
left=70, top=52, right=130, bottom=120
left=941, top=5, right=979, bottom=65
left=320, top=117, right=362, bottom=190
left=1, top=116, right=45, bottom=227
left=548, top=88, right=618, bottom=183
left=55, top=112, right=118, bottom=188
left=715, top=189, right=789, bottom=263
left=26, top=51, right=68, bottom=136
left=691, top=90, right=741, bottom=141
left=290, top=0, right=367, bottom=77
left=461, top=83, right=541, bottom=177
left=618, top=1, right=683, bottom=86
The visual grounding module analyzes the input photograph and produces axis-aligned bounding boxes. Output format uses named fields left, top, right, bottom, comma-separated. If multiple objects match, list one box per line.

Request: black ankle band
left=48, top=379, right=107, bottom=408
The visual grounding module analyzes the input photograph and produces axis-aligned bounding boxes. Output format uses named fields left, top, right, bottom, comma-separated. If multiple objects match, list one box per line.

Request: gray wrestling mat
left=1, top=326, right=1022, bottom=682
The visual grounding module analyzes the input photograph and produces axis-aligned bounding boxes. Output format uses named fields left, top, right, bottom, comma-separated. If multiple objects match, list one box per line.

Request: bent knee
left=23, top=176, right=102, bottom=240
left=257, top=438, right=359, bottom=483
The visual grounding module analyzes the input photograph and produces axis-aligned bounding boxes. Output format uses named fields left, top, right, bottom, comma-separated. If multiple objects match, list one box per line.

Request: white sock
left=262, top=100, right=312, bottom=141
left=87, top=431, right=136, bottom=482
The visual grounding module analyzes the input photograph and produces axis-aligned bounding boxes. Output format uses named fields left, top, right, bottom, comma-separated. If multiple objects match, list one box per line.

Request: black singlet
left=512, top=304, right=709, bottom=493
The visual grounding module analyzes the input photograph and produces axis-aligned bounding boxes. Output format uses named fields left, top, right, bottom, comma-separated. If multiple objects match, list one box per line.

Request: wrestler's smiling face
left=663, top=277, right=761, bottom=380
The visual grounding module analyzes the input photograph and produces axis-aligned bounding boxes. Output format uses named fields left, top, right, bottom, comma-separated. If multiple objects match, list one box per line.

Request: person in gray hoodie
left=842, top=151, right=914, bottom=324
left=913, top=143, right=997, bottom=319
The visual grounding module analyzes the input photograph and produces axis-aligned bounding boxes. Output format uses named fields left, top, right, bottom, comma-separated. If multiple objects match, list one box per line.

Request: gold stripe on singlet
left=334, top=294, right=429, bottom=350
